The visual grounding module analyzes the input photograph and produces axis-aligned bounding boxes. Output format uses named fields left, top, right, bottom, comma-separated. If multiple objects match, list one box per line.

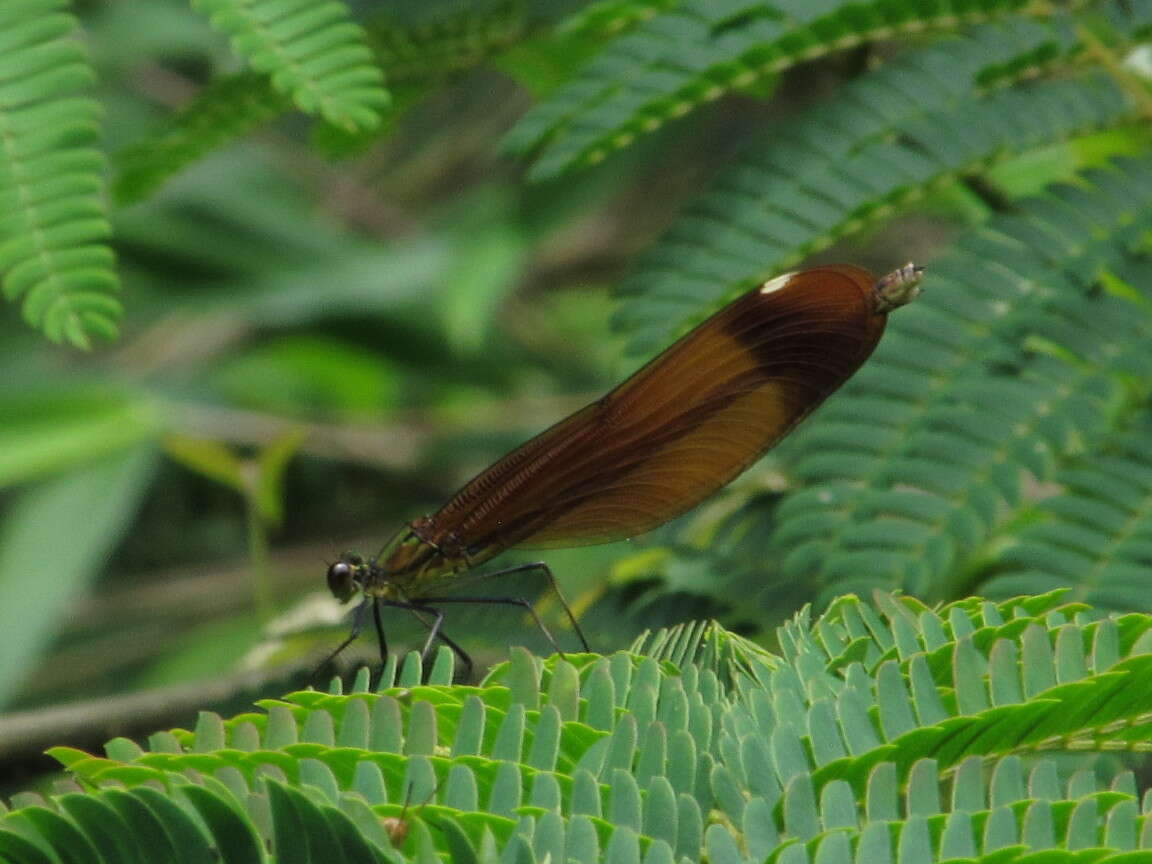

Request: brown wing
left=425, top=265, right=899, bottom=564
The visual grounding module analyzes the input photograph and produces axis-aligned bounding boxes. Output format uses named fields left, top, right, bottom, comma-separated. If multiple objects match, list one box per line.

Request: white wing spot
left=759, top=272, right=796, bottom=294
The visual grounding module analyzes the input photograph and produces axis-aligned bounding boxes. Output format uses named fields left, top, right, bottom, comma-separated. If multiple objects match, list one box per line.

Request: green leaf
left=0, top=388, right=160, bottom=488
left=506, top=0, right=1078, bottom=181
left=0, top=0, right=120, bottom=346
left=56, top=794, right=144, bottom=864
left=0, top=827, right=55, bottom=864
left=113, top=72, right=289, bottom=203
left=190, top=0, right=388, bottom=131
left=255, top=428, right=307, bottom=525
left=180, top=780, right=266, bottom=864
left=214, top=336, right=398, bottom=420
left=15, top=603, right=1152, bottom=861
left=8, top=805, right=100, bottom=864
left=162, top=435, right=245, bottom=493
left=0, top=446, right=156, bottom=707
left=440, top=222, right=527, bottom=356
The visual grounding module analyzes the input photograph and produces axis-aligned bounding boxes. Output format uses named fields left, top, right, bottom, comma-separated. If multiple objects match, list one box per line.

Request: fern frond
left=190, top=0, right=389, bottom=132
left=367, top=0, right=531, bottom=85
left=614, top=7, right=1150, bottom=355
left=559, top=0, right=675, bottom=39
left=112, top=72, right=289, bottom=205
left=10, top=601, right=1152, bottom=861
left=630, top=617, right=780, bottom=684
left=118, top=0, right=539, bottom=200
left=367, top=0, right=675, bottom=90
left=978, top=424, right=1152, bottom=612
left=768, top=158, right=1152, bottom=605
left=504, top=0, right=1043, bottom=180
left=0, top=0, right=120, bottom=348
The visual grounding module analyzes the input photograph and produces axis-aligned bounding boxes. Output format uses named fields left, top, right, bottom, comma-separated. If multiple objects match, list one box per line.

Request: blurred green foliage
left=0, top=0, right=651, bottom=714
left=1, top=0, right=1151, bottom=763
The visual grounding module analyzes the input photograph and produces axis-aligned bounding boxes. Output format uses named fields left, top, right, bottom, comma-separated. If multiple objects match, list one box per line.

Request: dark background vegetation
left=2, top=0, right=1151, bottom=797
left=2, top=0, right=788, bottom=761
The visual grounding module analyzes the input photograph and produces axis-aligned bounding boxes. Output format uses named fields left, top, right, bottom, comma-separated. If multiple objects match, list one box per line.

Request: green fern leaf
left=559, top=1, right=676, bottom=39
left=368, top=0, right=531, bottom=85
left=505, top=0, right=1039, bottom=180
left=113, top=72, right=290, bottom=204
left=978, top=425, right=1152, bottom=611
left=191, top=0, right=389, bottom=131
left=768, top=159, right=1152, bottom=605
left=0, top=0, right=120, bottom=347
left=11, top=601, right=1152, bottom=861
left=614, top=9, right=1149, bottom=356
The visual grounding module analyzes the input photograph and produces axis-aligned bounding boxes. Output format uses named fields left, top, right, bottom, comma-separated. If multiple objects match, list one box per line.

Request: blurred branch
left=167, top=395, right=595, bottom=471
left=126, top=60, right=202, bottom=108
left=171, top=402, right=426, bottom=471
left=0, top=663, right=305, bottom=769
left=12, top=539, right=345, bottom=707
left=63, top=539, right=348, bottom=639
left=110, top=311, right=250, bottom=377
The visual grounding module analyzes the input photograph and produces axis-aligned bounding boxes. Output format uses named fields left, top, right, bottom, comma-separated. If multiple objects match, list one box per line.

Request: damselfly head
left=326, top=553, right=367, bottom=604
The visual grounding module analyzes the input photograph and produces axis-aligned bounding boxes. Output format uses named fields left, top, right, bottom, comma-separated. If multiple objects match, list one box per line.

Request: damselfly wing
left=324, top=263, right=923, bottom=674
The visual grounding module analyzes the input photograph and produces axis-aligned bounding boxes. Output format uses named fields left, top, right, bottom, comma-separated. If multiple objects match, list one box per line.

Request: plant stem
left=246, top=496, right=275, bottom=625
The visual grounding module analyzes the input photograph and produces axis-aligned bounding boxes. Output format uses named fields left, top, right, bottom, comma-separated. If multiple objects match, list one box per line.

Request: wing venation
left=424, top=265, right=889, bottom=561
